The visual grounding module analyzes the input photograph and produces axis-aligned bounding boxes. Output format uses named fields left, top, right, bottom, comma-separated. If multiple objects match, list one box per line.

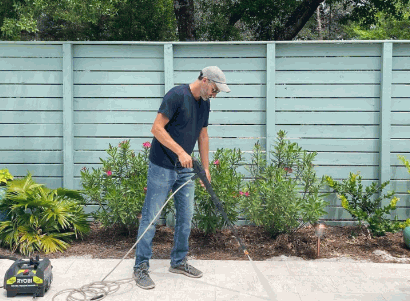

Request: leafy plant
left=193, top=148, right=245, bottom=235
left=398, top=155, right=410, bottom=194
left=0, top=168, right=13, bottom=185
left=80, top=140, right=151, bottom=235
left=0, top=173, right=90, bottom=255
left=325, top=172, right=410, bottom=237
left=240, top=130, right=329, bottom=238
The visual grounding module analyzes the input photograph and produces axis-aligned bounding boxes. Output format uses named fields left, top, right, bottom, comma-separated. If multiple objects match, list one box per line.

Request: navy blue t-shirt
left=149, top=85, right=210, bottom=170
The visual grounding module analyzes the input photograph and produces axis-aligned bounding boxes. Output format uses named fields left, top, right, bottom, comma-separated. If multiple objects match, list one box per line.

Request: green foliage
left=80, top=140, right=150, bottom=235
left=0, top=169, right=13, bottom=185
left=240, top=130, right=329, bottom=238
left=344, top=2, right=410, bottom=40
left=0, top=0, right=176, bottom=41
left=398, top=155, right=410, bottom=194
left=0, top=173, right=90, bottom=255
left=325, top=172, right=410, bottom=237
left=193, top=148, right=245, bottom=235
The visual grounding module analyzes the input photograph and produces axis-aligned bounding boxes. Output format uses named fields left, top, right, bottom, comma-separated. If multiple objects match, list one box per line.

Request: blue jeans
left=134, top=161, right=195, bottom=270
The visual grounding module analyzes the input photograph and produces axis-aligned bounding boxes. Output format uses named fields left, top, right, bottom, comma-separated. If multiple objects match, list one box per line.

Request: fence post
left=164, top=43, right=174, bottom=94
left=163, top=43, right=175, bottom=226
left=380, top=42, right=392, bottom=206
left=266, top=43, right=276, bottom=163
left=63, top=43, right=74, bottom=189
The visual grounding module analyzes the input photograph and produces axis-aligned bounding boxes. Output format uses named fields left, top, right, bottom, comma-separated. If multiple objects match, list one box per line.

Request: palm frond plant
left=0, top=173, right=90, bottom=255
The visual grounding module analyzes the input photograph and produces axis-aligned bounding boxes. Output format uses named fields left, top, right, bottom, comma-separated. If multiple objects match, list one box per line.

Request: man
left=133, top=66, right=231, bottom=289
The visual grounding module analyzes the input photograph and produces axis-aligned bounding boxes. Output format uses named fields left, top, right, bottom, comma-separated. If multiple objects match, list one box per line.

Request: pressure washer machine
left=3, top=255, right=53, bottom=298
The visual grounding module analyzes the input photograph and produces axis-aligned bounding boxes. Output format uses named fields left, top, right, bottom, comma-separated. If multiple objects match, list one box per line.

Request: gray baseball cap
left=201, top=66, right=231, bottom=93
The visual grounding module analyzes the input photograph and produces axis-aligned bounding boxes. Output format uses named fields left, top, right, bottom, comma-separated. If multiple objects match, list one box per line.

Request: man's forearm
left=152, top=127, right=185, bottom=157
left=198, top=134, right=209, bottom=171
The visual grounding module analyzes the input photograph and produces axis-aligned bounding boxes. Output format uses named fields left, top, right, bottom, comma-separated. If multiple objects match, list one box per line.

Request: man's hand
left=200, top=169, right=211, bottom=188
left=178, top=152, right=193, bottom=168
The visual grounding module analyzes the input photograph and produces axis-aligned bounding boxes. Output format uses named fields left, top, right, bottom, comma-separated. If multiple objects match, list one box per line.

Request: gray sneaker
left=169, top=259, right=203, bottom=278
left=133, top=263, right=155, bottom=289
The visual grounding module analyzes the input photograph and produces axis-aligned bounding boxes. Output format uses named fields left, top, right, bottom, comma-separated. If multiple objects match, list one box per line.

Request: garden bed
left=1, top=222, right=409, bottom=263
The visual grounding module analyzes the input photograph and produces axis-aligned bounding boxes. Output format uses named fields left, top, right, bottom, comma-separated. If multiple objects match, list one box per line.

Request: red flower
left=143, top=142, right=151, bottom=148
left=106, top=170, right=112, bottom=176
left=284, top=167, right=293, bottom=173
left=144, top=187, right=147, bottom=194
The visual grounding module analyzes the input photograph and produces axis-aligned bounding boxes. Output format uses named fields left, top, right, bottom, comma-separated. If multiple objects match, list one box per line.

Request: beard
left=199, top=86, right=210, bottom=100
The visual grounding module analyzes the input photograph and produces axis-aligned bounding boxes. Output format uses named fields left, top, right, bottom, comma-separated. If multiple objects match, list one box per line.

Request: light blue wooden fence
left=0, top=41, right=409, bottom=225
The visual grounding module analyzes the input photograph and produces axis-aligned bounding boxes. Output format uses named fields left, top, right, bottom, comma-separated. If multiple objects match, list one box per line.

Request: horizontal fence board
left=0, top=58, right=62, bottom=70
left=78, top=97, right=268, bottom=111
left=74, top=98, right=163, bottom=110
left=393, top=72, right=410, bottom=83
left=392, top=98, right=410, bottom=111
left=391, top=139, right=410, bottom=151
left=391, top=127, right=410, bottom=138
left=276, top=98, right=379, bottom=111
left=391, top=166, right=410, bottom=180
left=74, top=124, right=265, bottom=138
left=276, top=57, right=380, bottom=71
left=73, top=163, right=379, bottom=179
left=293, top=139, right=378, bottom=152
left=173, top=58, right=266, bottom=71
left=276, top=85, right=379, bottom=98
left=0, top=85, right=62, bottom=97
left=391, top=154, right=410, bottom=165
left=0, top=112, right=62, bottom=124
left=0, top=71, right=62, bottom=84
left=0, top=138, right=62, bottom=150
left=74, top=111, right=264, bottom=125
left=0, top=151, right=62, bottom=164
left=74, top=137, right=265, bottom=151
left=276, top=43, right=382, bottom=57
left=393, top=44, right=410, bottom=56
left=391, top=113, right=410, bottom=125
left=73, top=58, right=164, bottom=71
left=174, top=71, right=265, bottom=84
left=74, top=71, right=164, bottom=84
left=278, top=125, right=379, bottom=138
left=392, top=57, right=410, bottom=70
left=73, top=45, right=164, bottom=58
left=0, top=164, right=63, bottom=177
left=73, top=85, right=164, bottom=98
left=323, top=207, right=409, bottom=221
left=276, top=71, right=380, bottom=84
left=392, top=85, right=410, bottom=98
left=0, top=44, right=62, bottom=58
left=276, top=112, right=380, bottom=125
left=313, top=153, right=379, bottom=165
left=173, top=44, right=267, bottom=57
left=391, top=180, right=410, bottom=193
left=0, top=124, right=62, bottom=136
left=1, top=98, right=62, bottom=110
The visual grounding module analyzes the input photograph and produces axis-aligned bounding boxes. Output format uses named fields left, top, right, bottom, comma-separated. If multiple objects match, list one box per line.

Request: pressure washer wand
left=191, top=158, right=277, bottom=301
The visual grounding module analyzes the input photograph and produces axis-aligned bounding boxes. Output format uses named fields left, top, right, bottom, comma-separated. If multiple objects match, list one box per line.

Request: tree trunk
left=317, top=6, right=323, bottom=40
left=174, top=0, right=196, bottom=41
left=274, top=0, right=325, bottom=41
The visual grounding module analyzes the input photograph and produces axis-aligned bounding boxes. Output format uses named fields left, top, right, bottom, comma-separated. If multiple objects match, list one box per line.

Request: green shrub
left=80, top=140, right=151, bottom=235
left=193, top=148, right=245, bottom=235
left=326, top=172, right=410, bottom=237
left=398, top=155, right=410, bottom=194
left=240, top=130, right=329, bottom=238
left=0, top=168, right=13, bottom=185
left=0, top=173, right=90, bottom=255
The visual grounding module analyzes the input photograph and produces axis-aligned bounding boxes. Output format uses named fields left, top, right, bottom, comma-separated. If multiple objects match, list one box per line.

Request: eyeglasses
left=207, top=79, right=220, bottom=94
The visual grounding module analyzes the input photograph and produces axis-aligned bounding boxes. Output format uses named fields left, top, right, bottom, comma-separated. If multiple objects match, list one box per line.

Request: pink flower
left=239, top=191, right=244, bottom=196
left=245, top=192, right=250, bottom=197
left=118, top=140, right=127, bottom=147
left=143, top=142, right=151, bottom=149
left=106, top=170, right=112, bottom=176
left=214, top=160, right=220, bottom=165
left=144, top=187, right=147, bottom=194
left=284, top=167, right=293, bottom=173
left=81, top=167, right=87, bottom=171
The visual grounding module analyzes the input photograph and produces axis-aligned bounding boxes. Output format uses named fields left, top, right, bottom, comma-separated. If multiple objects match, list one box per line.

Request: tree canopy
left=1, top=0, right=409, bottom=41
